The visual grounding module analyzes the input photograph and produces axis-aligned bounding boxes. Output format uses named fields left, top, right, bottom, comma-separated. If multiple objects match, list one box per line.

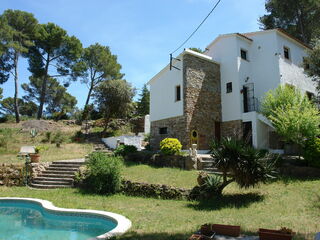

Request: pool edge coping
left=0, top=197, right=132, bottom=239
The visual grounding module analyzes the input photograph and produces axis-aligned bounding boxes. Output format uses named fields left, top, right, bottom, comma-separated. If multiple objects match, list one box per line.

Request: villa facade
left=148, top=29, right=317, bottom=152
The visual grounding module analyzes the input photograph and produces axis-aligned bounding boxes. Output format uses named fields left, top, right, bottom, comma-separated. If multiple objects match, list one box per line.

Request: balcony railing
left=244, top=97, right=260, bottom=113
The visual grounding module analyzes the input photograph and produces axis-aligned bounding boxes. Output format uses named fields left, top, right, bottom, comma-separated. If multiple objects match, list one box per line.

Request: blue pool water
left=0, top=200, right=117, bottom=240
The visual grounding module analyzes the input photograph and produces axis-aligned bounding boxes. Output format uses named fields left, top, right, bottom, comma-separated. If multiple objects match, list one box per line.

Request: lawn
left=0, top=122, right=93, bottom=163
left=0, top=176, right=319, bottom=239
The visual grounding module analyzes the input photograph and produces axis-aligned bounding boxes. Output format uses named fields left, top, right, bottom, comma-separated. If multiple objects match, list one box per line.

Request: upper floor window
left=226, top=82, right=232, bottom=93
left=306, top=91, right=315, bottom=101
left=283, top=46, right=290, bottom=60
left=240, top=49, right=248, bottom=61
left=303, top=57, right=310, bottom=70
left=175, top=85, right=181, bottom=102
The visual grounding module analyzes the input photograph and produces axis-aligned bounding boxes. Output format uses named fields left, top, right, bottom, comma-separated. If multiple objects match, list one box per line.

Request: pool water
left=0, top=200, right=117, bottom=240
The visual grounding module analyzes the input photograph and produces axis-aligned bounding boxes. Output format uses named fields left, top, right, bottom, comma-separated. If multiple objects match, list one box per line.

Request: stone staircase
left=197, top=154, right=222, bottom=175
left=30, top=159, right=85, bottom=189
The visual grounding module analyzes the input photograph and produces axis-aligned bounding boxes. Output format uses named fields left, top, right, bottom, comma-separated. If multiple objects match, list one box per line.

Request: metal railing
left=244, top=97, right=260, bottom=113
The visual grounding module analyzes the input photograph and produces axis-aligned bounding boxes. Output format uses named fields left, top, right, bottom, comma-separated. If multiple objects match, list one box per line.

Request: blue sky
left=1, top=0, right=266, bottom=108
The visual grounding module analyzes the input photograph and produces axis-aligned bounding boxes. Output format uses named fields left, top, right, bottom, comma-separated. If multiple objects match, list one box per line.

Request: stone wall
left=121, top=179, right=191, bottom=200
left=150, top=53, right=221, bottom=150
left=221, top=120, right=243, bottom=139
left=183, top=54, right=221, bottom=150
left=0, top=162, right=50, bottom=187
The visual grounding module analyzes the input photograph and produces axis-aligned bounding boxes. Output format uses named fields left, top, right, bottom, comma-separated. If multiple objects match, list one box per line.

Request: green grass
left=0, top=177, right=319, bottom=239
left=122, top=162, right=198, bottom=188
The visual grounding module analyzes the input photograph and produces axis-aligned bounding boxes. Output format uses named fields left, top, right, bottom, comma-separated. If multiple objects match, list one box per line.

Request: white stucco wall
left=102, top=136, right=143, bottom=150
left=149, top=59, right=183, bottom=122
left=144, top=114, right=150, bottom=134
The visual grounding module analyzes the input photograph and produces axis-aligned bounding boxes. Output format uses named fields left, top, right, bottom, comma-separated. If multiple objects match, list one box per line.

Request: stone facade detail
left=221, top=120, right=243, bottom=139
left=150, top=53, right=221, bottom=150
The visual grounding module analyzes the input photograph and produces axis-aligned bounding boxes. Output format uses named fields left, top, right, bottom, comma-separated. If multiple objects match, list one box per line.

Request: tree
left=0, top=10, right=38, bottom=123
left=22, top=76, right=77, bottom=119
left=0, top=97, right=37, bottom=116
left=78, top=43, right=123, bottom=119
left=27, top=22, right=82, bottom=119
left=0, top=88, right=2, bottom=99
left=261, top=85, right=320, bottom=146
left=136, top=84, right=150, bottom=116
left=304, top=39, right=320, bottom=93
left=259, top=0, right=320, bottom=44
left=93, top=79, right=135, bottom=131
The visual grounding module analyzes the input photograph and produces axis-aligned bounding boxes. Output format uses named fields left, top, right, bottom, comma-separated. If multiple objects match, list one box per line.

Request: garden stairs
left=30, top=159, right=85, bottom=189
left=197, top=154, right=221, bottom=175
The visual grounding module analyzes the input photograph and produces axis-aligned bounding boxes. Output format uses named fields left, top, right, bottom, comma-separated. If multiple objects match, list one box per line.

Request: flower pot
left=259, top=228, right=294, bottom=240
left=30, top=154, right=40, bottom=163
left=211, top=224, right=241, bottom=237
left=200, top=224, right=214, bottom=236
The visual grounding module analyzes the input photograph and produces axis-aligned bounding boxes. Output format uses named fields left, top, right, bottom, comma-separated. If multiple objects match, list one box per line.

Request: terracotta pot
left=259, top=228, right=294, bottom=240
left=200, top=224, right=214, bottom=236
left=30, top=154, right=40, bottom=163
left=211, top=224, right=241, bottom=237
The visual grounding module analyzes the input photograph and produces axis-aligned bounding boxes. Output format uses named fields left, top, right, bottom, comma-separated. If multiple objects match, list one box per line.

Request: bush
left=52, top=131, right=66, bottom=147
left=160, top=138, right=182, bottom=155
left=303, top=138, right=320, bottom=168
left=114, top=145, right=138, bottom=157
left=83, top=152, right=123, bottom=194
left=42, top=131, right=52, bottom=143
left=72, top=130, right=85, bottom=143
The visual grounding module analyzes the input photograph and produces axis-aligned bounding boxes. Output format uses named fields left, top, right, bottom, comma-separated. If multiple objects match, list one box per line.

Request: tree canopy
left=136, top=84, right=150, bottom=116
left=261, top=85, right=320, bottom=146
left=27, top=22, right=82, bottom=119
left=0, top=97, right=37, bottom=116
left=259, top=0, right=320, bottom=44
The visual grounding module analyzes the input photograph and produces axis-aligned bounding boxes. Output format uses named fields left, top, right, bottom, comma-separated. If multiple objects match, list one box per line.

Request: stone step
left=29, top=183, right=72, bottom=189
left=38, top=173, right=75, bottom=178
left=49, top=164, right=82, bottom=168
left=46, top=167, right=79, bottom=172
left=32, top=179, right=74, bottom=185
left=203, top=167, right=219, bottom=172
left=43, top=169, right=76, bottom=174
left=33, top=177, right=74, bottom=183
left=52, top=160, right=85, bottom=165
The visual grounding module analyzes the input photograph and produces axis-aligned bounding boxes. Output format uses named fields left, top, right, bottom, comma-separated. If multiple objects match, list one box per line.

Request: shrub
left=114, top=145, right=138, bottom=157
left=52, top=131, right=66, bottom=147
left=303, top=138, right=320, bottom=168
left=160, top=138, right=182, bottom=155
left=83, top=152, right=123, bottom=194
left=42, top=131, right=52, bottom=143
left=72, top=130, right=85, bottom=143
left=0, top=136, right=7, bottom=149
left=199, top=174, right=224, bottom=198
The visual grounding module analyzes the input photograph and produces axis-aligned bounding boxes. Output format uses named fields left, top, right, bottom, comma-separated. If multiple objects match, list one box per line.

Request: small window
left=306, top=91, right=314, bottom=101
left=303, top=57, right=310, bottom=70
left=240, top=49, right=248, bottom=60
left=175, top=85, right=181, bottom=101
left=283, top=46, right=290, bottom=60
left=159, top=127, right=168, bottom=135
left=226, top=82, right=232, bottom=93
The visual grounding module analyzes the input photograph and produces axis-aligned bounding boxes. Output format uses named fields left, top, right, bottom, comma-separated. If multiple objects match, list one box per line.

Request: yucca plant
left=210, top=137, right=276, bottom=195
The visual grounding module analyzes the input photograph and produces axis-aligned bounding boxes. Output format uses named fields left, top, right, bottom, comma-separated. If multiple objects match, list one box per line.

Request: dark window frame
left=226, top=82, right=232, bottom=93
left=240, top=49, right=248, bottom=61
left=175, top=85, right=181, bottom=102
left=159, top=127, right=168, bottom=135
left=283, top=46, right=290, bottom=60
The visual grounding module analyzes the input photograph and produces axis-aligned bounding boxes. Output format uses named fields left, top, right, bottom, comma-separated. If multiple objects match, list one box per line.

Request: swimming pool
left=0, top=198, right=131, bottom=240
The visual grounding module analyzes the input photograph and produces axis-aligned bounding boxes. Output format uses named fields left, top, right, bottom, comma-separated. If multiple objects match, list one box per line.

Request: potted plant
left=30, top=146, right=42, bottom=163
left=259, top=227, right=295, bottom=240
left=211, top=224, right=241, bottom=237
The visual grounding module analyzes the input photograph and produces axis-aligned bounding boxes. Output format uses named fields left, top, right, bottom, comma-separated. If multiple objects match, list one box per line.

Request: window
left=159, top=127, right=168, bottom=135
left=240, top=49, right=248, bottom=61
left=303, top=57, right=310, bottom=70
left=226, top=82, right=232, bottom=93
left=306, top=91, right=314, bottom=101
left=283, top=46, right=290, bottom=60
left=175, top=85, right=181, bottom=101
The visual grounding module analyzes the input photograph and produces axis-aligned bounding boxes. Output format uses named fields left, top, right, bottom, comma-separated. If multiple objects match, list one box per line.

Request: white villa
left=148, top=29, right=317, bottom=152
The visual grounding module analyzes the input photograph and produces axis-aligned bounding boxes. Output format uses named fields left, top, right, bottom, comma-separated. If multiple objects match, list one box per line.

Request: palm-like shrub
left=210, top=137, right=276, bottom=194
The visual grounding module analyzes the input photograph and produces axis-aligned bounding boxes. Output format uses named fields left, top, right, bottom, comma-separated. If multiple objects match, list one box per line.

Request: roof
left=205, top=29, right=312, bottom=51
left=147, top=49, right=219, bottom=85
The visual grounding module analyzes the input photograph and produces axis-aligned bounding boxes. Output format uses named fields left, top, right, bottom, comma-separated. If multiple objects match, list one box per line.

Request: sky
left=0, top=0, right=266, bottom=108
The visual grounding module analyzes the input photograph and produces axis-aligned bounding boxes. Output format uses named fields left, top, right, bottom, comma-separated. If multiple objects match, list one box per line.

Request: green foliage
left=199, top=174, right=224, bottom=198
left=304, top=38, right=320, bottom=92
left=261, top=85, right=320, bottom=146
left=259, top=0, right=320, bottom=44
left=84, top=152, right=123, bottom=194
left=211, top=137, right=276, bottom=192
left=0, top=128, right=14, bottom=149
left=93, top=79, right=135, bottom=126
left=114, top=145, right=138, bottom=157
left=52, top=131, right=66, bottom=147
left=136, top=84, right=150, bottom=116
left=30, top=128, right=38, bottom=138
left=0, top=97, right=37, bottom=116
left=42, top=131, right=52, bottom=143
left=189, top=47, right=203, bottom=53
left=303, top=138, right=320, bottom=168
left=160, top=138, right=182, bottom=156
left=27, top=22, right=83, bottom=119
left=78, top=43, right=123, bottom=120
left=72, top=130, right=85, bottom=143
left=34, top=145, right=47, bottom=154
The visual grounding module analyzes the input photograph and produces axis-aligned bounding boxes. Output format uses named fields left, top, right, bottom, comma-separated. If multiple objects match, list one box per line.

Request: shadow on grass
left=278, top=174, right=320, bottom=184
left=187, top=193, right=264, bottom=211
left=112, top=231, right=191, bottom=240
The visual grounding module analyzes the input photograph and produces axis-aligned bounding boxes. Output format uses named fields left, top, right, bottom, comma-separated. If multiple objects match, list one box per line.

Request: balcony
left=244, top=97, right=260, bottom=113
